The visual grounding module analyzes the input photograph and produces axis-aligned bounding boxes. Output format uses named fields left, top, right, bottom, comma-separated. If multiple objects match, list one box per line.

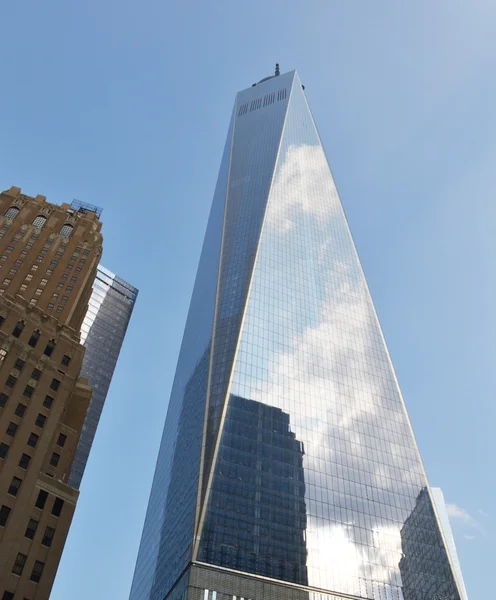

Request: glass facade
left=68, top=265, right=138, bottom=489
left=130, top=71, right=464, bottom=600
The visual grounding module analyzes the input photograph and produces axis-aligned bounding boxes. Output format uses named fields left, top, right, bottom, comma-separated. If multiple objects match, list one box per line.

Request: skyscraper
left=0, top=187, right=102, bottom=599
left=130, top=69, right=465, bottom=600
left=431, top=488, right=469, bottom=600
left=68, top=265, right=138, bottom=489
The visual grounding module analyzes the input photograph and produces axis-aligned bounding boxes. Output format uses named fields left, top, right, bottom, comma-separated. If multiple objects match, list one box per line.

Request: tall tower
left=129, top=70, right=465, bottom=600
left=68, top=265, right=138, bottom=489
left=0, top=187, right=102, bottom=599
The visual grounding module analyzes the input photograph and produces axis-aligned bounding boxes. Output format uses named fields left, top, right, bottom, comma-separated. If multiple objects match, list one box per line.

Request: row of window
left=12, top=552, right=44, bottom=582
left=4, top=207, right=74, bottom=238
left=0, top=505, right=56, bottom=544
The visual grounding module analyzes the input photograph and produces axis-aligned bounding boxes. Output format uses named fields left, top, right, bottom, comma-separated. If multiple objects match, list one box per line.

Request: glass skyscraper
left=68, top=265, right=138, bottom=489
left=129, top=69, right=464, bottom=600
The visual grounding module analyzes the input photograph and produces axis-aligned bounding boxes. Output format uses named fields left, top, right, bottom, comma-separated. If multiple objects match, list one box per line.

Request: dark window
left=0, top=349, right=7, bottom=362
left=28, top=331, right=40, bottom=347
left=43, top=395, right=53, bottom=409
left=75, top=267, right=82, bottom=273
left=0, top=442, right=9, bottom=459
left=83, top=249, right=89, bottom=255
left=12, top=552, right=27, bottom=575
left=61, top=355, right=71, bottom=367
left=70, top=276, right=77, bottom=283
left=27, top=432, right=39, bottom=448
left=5, top=375, right=17, bottom=389
left=8, top=477, right=22, bottom=496
left=41, top=525, right=55, bottom=547
left=49, top=452, right=60, bottom=467
left=14, top=358, right=25, bottom=371
left=50, top=378, right=60, bottom=391
left=35, top=489, right=48, bottom=509
left=0, top=315, right=4, bottom=325
left=56, top=283, right=63, bottom=290
left=79, top=258, right=86, bottom=265
left=6, top=422, right=18, bottom=437
left=2, top=591, right=14, bottom=600
left=66, top=264, right=73, bottom=271
left=25, top=518, right=39, bottom=539
left=61, top=296, right=68, bottom=304
left=14, top=403, right=26, bottom=417
left=18, top=453, right=31, bottom=469
left=4, top=207, right=20, bottom=220
left=51, top=497, right=64, bottom=517
left=35, top=414, right=46, bottom=428
left=0, top=393, right=8, bottom=407
left=30, top=560, right=44, bottom=583
left=43, top=340, right=55, bottom=357
left=31, top=368, right=41, bottom=381
left=56, top=433, right=67, bottom=447
left=61, top=273, right=68, bottom=280
left=0, top=505, right=12, bottom=527
left=23, top=385, right=35, bottom=399
left=49, top=260, right=58, bottom=267
left=12, top=321, right=24, bottom=337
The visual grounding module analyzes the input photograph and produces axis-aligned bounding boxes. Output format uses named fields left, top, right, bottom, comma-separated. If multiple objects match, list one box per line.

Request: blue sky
left=1, top=1, right=494, bottom=598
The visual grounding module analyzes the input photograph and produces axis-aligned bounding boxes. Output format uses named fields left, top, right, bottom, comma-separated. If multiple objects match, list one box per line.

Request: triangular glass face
left=130, top=112, right=234, bottom=600
left=198, top=75, right=461, bottom=600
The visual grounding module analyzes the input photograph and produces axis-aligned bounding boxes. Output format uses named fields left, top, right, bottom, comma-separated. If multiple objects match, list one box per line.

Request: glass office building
left=130, top=69, right=464, bottom=600
left=68, top=265, right=138, bottom=489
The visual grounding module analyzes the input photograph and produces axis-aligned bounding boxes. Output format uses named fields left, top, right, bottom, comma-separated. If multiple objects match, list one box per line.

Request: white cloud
left=464, top=535, right=476, bottom=541
left=446, top=503, right=473, bottom=523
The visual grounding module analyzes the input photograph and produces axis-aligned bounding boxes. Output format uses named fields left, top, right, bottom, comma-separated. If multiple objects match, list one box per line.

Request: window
left=60, top=242, right=67, bottom=249
left=12, top=552, right=27, bottom=575
left=83, top=249, right=90, bottom=256
left=19, top=284, right=27, bottom=292
left=51, top=497, right=64, bottom=517
left=56, top=283, right=63, bottom=290
left=57, top=432, right=67, bottom=447
left=29, top=299, right=37, bottom=307
left=20, top=250, right=28, bottom=258
left=61, top=355, right=71, bottom=367
left=0, top=315, right=4, bottom=325
left=25, top=518, right=39, bottom=539
left=23, top=385, right=35, bottom=399
left=8, top=268, right=17, bottom=275
left=79, top=258, right=86, bottom=265
left=28, top=331, right=40, bottom=347
left=49, top=452, right=60, bottom=467
left=14, top=403, right=26, bottom=417
left=66, top=264, right=73, bottom=271
left=0, top=349, right=7, bottom=361
left=34, top=288, right=43, bottom=296
left=47, top=303, right=54, bottom=311
left=35, top=489, right=48, bottom=509
left=70, top=255, right=76, bottom=262
left=6, top=246, right=13, bottom=253
left=61, top=296, right=68, bottom=304
left=55, top=251, right=62, bottom=258
left=52, top=293, right=59, bottom=300
left=19, top=453, right=31, bottom=469
left=50, top=378, right=60, bottom=391
left=46, top=268, right=53, bottom=275
left=31, top=368, right=41, bottom=381
left=35, top=414, right=46, bottom=428
left=2, top=279, right=11, bottom=286
left=14, top=358, right=25, bottom=371
left=14, top=259, right=22, bottom=266
left=5, top=375, right=17, bottom=388
left=2, top=591, right=14, bottom=600
left=30, top=560, right=44, bottom=583
left=56, top=306, right=63, bottom=313
left=27, top=433, right=39, bottom=448
left=50, top=260, right=58, bottom=267
left=0, top=393, right=8, bottom=407
left=75, top=247, right=81, bottom=254
left=32, top=215, right=46, bottom=228
left=41, top=246, right=49, bottom=254
left=31, top=265, right=38, bottom=272
left=0, top=505, right=12, bottom=527
left=24, top=274, right=33, bottom=282
left=41, top=525, right=55, bottom=547
left=43, top=340, right=55, bottom=357
left=61, top=273, right=68, bottom=280
left=43, top=395, right=53, bottom=409
left=8, top=476, right=22, bottom=496
left=0, top=442, right=9, bottom=459
left=59, top=224, right=73, bottom=237
left=36, top=255, right=43, bottom=263
left=40, top=278, right=48, bottom=286
left=4, top=207, right=20, bottom=220
left=70, top=276, right=77, bottom=283
left=12, top=321, right=24, bottom=337
left=0, top=255, right=6, bottom=261
left=6, top=422, right=18, bottom=437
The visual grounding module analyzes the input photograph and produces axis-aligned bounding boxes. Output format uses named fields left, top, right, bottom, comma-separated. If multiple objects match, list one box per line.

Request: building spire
left=275, top=63, right=280, bottom=76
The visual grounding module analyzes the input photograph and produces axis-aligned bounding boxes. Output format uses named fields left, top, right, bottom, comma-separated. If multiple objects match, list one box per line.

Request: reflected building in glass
left=68, top=265, right=137, bottom=488
left=129, top=68, right=465, bottom=600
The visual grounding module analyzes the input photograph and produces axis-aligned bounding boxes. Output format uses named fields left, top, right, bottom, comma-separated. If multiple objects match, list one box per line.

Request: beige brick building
left=0, top=186, right=102, bottom=599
